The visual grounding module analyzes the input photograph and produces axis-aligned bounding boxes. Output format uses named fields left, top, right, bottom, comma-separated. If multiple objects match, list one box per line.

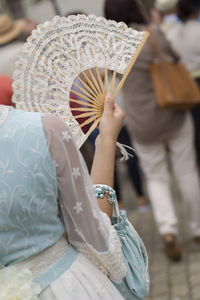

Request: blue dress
left=0, top=107, right=126, bottom=299
left=0, top=106, right=149, bottom=300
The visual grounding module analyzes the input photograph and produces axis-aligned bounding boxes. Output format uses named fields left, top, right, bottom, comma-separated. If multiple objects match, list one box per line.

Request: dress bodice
left=0, top=109, right=64, bottom=268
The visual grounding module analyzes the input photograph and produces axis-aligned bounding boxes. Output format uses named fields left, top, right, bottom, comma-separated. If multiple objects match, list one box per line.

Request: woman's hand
left=97, top=93, right=125, bottom=144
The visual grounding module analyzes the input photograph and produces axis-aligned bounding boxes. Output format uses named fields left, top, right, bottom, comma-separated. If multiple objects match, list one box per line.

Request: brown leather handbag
left=148, top=29, right=200, bottom=109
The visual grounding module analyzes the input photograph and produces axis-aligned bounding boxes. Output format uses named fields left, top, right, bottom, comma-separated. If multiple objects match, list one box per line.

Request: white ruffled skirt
left=17, top=236, right=124, bottom=300
left=39, top=253, right=124, bottom=300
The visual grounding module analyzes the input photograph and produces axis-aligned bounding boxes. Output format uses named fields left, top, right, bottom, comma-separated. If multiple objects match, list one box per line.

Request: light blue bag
left=112, top=206, right=150, bottom=300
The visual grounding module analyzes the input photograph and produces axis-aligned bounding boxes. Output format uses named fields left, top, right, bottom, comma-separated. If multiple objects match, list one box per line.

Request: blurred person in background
left=167, top=0, right=200, bottom=163
left=0, top=75, right=13, bottom=106
left=151, top=0, right=179, bottom=33
left=114, top=126, right=150, bottom=212
left=105, top=0, right=200, bottom=261
left=112, top=77, right=149, bottom=211
left=167, top=0, right=200, bottom=82
left=1, top=0, right=26, bottom=19
left=0, top=14, right=37, bottom=77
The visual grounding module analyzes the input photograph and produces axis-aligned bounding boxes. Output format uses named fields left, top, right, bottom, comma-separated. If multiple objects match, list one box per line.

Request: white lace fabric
left=42, top=114, right=126, bottom=283
left=16, top=235, right=68, bottom=278
left=16, top=214, right=125, bottom=284
left=77, top=212, right=126, bottom=283
left=0, top=105, right=13, bottom=126
left=12, top=14, right=146, bottom=148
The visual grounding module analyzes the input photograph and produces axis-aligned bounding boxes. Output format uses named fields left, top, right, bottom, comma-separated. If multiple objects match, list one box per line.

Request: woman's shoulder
left=42, top=114, right=68, bottom=133
left=5, top=109, right=67, bottom=134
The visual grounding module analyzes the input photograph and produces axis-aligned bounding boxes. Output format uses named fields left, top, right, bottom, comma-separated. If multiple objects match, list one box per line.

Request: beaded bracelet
left=93, top=184, right=117, bottom=205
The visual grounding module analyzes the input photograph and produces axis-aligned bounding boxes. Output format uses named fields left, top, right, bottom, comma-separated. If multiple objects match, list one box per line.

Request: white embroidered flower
left=0, top=265, right=41, bottom=300
left=72, top=167, right=81, bottom=179
left=0, top=159, right=13, bottom=176
left=0, top=106, right=10, bottom=127
left=73, top=201, right=83, bottom=214
left=3, top=127, right=16, bottom=138
left=62, top=130, right=72, bottom=142
left=98, top=223, right=107, bottom=235
left=0, top=190, right=7, bottom=204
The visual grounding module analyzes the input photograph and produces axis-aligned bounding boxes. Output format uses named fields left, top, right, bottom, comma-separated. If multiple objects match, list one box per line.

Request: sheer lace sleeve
left=42, top=115, right=126, bottom=283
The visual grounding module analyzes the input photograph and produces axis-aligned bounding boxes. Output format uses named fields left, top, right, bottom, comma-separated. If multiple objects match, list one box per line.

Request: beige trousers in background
left=134, top=113, right=200, bottom=237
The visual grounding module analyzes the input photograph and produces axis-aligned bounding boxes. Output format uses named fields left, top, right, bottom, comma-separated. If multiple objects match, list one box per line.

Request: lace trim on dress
left=0, top=105, right=13, bottom=127
left=77, top=212, right=127, bottom=284
left=16, top=235, right=68, bottom=278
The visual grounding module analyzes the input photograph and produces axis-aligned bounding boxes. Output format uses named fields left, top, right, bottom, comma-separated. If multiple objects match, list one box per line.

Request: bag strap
left=112, top=200, right=120, bottom=219
left=146, top=27, right=177, bottom=101
left=147, top=27, right=167, bottom=62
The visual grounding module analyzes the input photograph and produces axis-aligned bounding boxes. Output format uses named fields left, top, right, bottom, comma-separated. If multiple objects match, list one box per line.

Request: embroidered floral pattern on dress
left=0, top=105, right=12, bottom=127
left=72, top=167, right=81, bottom=179
left=0, top=111, right=64, bottom=268
left=0, top=159, right=13, bottom=176
left=3, top=127, right=16, bottom=139
left=62, top=130, right=72, bottom=142
left=73, top=202, right=83, bottom=214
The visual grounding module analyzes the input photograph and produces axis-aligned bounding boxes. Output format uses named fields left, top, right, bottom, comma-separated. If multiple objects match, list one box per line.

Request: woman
left=105, top=0, right=200, bottom=261
left=0, top=75, right=13, bottom=106
left=0, top=14, right=37, bottom=78
left=0, top=94, right=128, bottom=299
left=113, top=81, right=149, bottom=211
left=167, top=0, right=200, bottom=164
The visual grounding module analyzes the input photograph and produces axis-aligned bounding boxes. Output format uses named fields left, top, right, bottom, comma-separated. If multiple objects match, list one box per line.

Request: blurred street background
left=118, top=162, right=200, bottom=300
left=0, top=0, right=153, bottom=22
left=0, top=0, right=200, bottom=299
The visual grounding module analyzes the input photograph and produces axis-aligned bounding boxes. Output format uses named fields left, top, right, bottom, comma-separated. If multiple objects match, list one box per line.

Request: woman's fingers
left=98, top=93, right=125, bottom=141
left=104, top=93, right=124, bottom=118
left=104, top=93, right=114, bottom=115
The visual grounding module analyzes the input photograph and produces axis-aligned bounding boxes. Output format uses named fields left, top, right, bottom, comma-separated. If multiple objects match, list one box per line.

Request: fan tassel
left=116, top=142, right=135, bottom=162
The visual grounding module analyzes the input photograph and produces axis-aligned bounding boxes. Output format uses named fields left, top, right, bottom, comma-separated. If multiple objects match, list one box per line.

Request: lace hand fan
left=12, top=14, right=149, bottom=148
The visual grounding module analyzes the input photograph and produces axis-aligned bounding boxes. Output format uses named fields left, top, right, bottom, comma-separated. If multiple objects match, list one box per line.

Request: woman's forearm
left=91, top=137, right=116, bottom=186
left=90, top=94, right=124, bottom=219
left=91, top=137, right=116, bottom=219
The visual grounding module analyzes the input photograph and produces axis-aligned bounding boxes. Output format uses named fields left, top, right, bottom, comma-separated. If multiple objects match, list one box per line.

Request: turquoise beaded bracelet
left=93, top=184, right=117, bottom=205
